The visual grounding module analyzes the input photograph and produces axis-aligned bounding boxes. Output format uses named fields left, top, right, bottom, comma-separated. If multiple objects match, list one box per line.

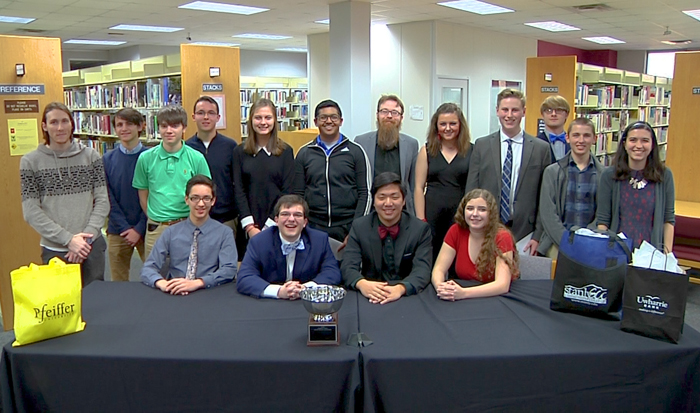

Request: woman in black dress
left=234, top=98, right=295, bottom=254
left=414, top=103, right=472, bottom=260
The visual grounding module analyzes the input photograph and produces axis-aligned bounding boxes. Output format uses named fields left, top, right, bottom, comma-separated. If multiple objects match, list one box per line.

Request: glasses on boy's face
left=544, top=108, right=567, bottom=115
left=378, top=109, right=402, bottom=117
left=195, top=111, right=218, bottom=118
left=189, top=196, right=213, bottom=204
left=278, top=211, right=304, bottom=219
left=317, top=114, right=340, bottom=123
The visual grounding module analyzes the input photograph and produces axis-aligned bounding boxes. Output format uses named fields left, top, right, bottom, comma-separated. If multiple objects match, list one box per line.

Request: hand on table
left=155, top=278, right=204, bottom=295
left=436, top=280, right=465, bottom=301
left=278, top=281, right=303, bottom=300
left=357, top=280, right=405, bottom=304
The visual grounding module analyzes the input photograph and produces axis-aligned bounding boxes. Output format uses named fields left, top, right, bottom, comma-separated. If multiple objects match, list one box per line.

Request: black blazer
left=341, top=211, right=432, bottom=295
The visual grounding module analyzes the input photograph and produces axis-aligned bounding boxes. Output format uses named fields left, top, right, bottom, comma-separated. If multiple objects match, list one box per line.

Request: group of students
left=19, top=86, right=674, bottom=302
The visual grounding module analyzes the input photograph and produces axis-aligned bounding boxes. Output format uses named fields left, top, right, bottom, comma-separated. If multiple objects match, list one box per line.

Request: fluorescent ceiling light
left=64, top=39, right=126, bottom=46
left=0, top=15, right=35, bottom=24
left=178, top=1, right=268, bottom=15
left=315, top=19, right=330, bottom=24
left=437, top=0, right=514, bottom=15
left=190, top=41, right=240, bottom=46
left=582, top=36, right=625, bottom=44
left=276, top=47, right=307, bottom=52
left=110, top=24, right=183, bottom=33
left=524, top=21, right=580, bottom=32
left=232, top=33, right=292, bottom=40
left=660, top=39, right=692, bottom=45
left=682, top=9, right=700, bottom=21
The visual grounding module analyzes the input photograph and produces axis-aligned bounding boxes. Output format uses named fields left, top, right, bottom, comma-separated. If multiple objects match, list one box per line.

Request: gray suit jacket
left=354, top=131, right=419, bottom=215
left=465, top=131, right=551, bottom=242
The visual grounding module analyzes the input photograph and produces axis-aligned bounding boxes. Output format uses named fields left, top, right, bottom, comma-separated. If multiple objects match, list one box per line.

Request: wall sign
left=0, top=84, right=45, bottom=95
left=4, top=100, right=39, bottom=113
left=541, top=86, right=559, bottom=93
left=8, top=118, right=39, bottom=156
left=692, top=87, right=700, bottom=95
left=202, top=84, right=223, bottom=92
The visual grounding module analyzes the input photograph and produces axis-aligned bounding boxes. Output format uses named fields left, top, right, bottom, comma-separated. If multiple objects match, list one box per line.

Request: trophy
left=300, top=285, right=345, bottom=346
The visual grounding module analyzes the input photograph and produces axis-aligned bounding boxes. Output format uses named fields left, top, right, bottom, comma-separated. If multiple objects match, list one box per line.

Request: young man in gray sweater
left=20, top=102, right=109, bottom=286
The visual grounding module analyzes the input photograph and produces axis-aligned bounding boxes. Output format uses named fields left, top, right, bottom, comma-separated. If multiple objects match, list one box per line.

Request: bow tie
left=549, top=132, right=567, bottom=144
left=378, top=224, right=399, bottom=240
left=281, top=239, right=305, bottom=256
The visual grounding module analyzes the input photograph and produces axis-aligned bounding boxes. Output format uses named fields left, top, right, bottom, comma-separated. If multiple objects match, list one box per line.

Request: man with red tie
left=341, top=172, right=433, bottom=304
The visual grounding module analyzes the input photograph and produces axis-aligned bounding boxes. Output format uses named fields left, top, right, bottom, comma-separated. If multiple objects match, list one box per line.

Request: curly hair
left=244, top=98, right=288, bottom=156
left=425, top=102, right=471, bottom=158
left=453, top=189, right=519, bottom=282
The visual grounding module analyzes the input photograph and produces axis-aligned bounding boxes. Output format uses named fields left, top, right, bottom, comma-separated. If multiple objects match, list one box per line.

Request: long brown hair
left=454, top=189, right=519, bottom=282
left=612, top=121, right=665, bottom=182
left=41, top=102, right=75, bottom=144
left=244, top=98, right=288, bottom=156
left=426, top=103, right=471, bottom=158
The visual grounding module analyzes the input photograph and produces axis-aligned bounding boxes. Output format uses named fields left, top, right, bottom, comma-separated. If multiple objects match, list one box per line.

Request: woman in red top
left=431, top=189, right=519, bottom=300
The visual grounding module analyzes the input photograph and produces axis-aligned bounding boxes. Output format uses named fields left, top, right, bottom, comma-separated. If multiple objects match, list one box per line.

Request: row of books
left=241, top=106, right=308, bottom=121
left=639, top=86, right=668, bottom=106
left=240, top=89, right=309, bottom=106
left=576, top=111, right=621, bottom=133
left=73, top=111, right=161, bottom=139
left=638, top=106, right=669, bottom=126
left=240, top=118, right=309, bottom=137
left=594, top=132, right=618, bottom=156
left=576, top=85, right=640, bottom=109
left=65, top=77, right=182, bottom=110
left=78, top=138, right=115, bottom=155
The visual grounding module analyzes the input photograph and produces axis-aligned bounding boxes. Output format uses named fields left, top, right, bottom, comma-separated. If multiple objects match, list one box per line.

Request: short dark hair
left=193, top=96, right=219, bottom=114
left=567, top=117, right=596, bottom=135
left=114, top=108, right=144, bottom=128
left=274, top=194, right=309, bottom=218
left=314, top=99, right=342, bottom=119
left=186, top=174, right=216, bottom=198
left=41, top=102, right=75, bottom=145
left=157, top=105, right=188, bottom=128
left=372, top=172, right=405, bottom=199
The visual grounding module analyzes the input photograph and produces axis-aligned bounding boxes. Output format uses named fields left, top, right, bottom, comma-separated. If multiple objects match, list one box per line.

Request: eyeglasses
left=378, top=109, right=402, bottom=117
left=317, top=114, right=340, bottom=123
left=543, top=108, right=568, bottom=115
left=195, top=111, right=218, bottom=117
left=278, top=211, right=304, bottom=219
left=189, top=196, right=213, bottom=204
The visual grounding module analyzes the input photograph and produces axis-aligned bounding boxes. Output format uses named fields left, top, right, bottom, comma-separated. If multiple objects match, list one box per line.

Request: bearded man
left=355, top=95, right=419, bottom=215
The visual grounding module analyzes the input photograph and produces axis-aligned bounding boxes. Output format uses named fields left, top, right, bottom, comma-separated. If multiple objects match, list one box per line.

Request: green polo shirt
left=132, top=142, right=211, bottom=222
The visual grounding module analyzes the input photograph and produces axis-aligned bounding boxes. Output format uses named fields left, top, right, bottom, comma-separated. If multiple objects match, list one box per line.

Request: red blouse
left=444, top=224, right=515, bottom=282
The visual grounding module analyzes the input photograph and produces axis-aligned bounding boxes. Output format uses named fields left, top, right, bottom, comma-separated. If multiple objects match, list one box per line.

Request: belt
left=153, top=218, right=186, bottom=226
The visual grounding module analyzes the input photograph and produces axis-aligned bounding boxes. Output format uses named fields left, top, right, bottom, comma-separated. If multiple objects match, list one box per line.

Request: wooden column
left=0, top=35, right=64, bottom=330
left=525, top=56, right=577, bottom=136
left=666, top=51, right=700, bottom=202
left=180, top=44, right=242, bottom=142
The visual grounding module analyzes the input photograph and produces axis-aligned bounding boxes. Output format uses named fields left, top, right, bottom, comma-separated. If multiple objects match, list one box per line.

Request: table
left=357, top=280, right=700, bottom=413
left=1, top=282, right=360, bottom=413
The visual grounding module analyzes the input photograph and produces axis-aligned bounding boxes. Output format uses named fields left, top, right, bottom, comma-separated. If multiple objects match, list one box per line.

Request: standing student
left=294, top=99, right=371, bottom=248
left=355, top=94, right=419, bottom=215
left=536, top=95, right=571, bottom=162
left=414, top=103, right=472, bottom=260
left=233, top=98, right=295, bottom=255
left=465, top=89, right=551, bottom=255
left=186, top=96, right=238, bottom=231
left=596, top=121, right=675, bottom=252
left=20, top=102, right=109, bottom=286
left=431, top=189, right=519, bottom=300
left=537, top=117, right=604, bottom=257
left=103, top=108, right=148, bottom=281
left=133, top=105, right=211, bottom=257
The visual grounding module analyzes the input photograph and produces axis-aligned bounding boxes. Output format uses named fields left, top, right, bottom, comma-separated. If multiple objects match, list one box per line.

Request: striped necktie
left=500, top=139, right=513, bottom=224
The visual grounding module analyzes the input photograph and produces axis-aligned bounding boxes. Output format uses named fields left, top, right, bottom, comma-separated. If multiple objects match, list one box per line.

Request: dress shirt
left=239, top=146, right=277, bottom=230
left=141, top=217, right=237, bottom=288
left=262, top=233, right=300, bottom=298
left=119, top=142, right=143, bottom=155
left=545, top=127, right=566, bottom=161
left=499, top=129, right=524, bottom=212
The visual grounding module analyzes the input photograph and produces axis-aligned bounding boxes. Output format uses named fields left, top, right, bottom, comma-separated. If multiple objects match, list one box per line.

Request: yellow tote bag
left=11, top=258, right=86, bottom=347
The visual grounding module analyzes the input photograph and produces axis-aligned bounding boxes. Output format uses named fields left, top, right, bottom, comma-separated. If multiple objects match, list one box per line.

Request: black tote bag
left=550, top=250, right=627, bottom=319
left=621, top=264, right=689, bottom=343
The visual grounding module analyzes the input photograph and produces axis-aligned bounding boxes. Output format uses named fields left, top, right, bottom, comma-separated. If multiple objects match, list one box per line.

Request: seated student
left=342, top=172, right=432, bottom=304
left=237, top=194, right=341, bottom=299
left=536, top=117, right=604, bottom=257
left=431, top=189, right=519, bottom=300
left=141, top=175, right=237, bottom=295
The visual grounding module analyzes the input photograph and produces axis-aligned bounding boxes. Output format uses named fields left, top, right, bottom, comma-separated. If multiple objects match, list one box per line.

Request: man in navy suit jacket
left=237, top=194, right=341, bottom=299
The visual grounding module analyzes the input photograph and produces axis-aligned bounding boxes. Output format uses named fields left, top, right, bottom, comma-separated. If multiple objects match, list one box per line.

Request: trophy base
left=307, top=312, right=339, bottom=346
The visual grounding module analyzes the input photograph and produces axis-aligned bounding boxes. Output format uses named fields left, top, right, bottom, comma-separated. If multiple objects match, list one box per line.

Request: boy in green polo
left=133, top=105, right=211, bottom=257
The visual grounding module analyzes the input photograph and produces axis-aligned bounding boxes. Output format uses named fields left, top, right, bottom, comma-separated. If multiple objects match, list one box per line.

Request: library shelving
left=526, top=57, right=671, bottom=167
left=239, top=76, right=309, bottom=139
left=63, top=55, right=182, bottom=154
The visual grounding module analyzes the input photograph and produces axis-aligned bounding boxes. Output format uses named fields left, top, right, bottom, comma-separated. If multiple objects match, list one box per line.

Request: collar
left=257, top=146, right=271, bottom=156
left=278, top=231, right=301, bottom=245
left=119, top=142, right=143, bottom=155
left=316, top=135, right=344, bottom=151
left=156, top=142, right=186, bottom=160
left=500, top=129, right=524, bottom=143
left=568, top=154, right=595, bottom=169
left=185, top=216, right=214, bottom=234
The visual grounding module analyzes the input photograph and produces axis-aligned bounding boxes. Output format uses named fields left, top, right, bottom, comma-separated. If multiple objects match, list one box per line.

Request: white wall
left=239, top=49, right=307, bottom=78
left=307, top=33, right=330, bottom=122
left=434, top=21, right=537, bottom=139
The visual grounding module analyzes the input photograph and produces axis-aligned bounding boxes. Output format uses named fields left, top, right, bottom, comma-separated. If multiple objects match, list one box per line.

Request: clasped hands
left=66, top=233, right=94, bottom=264
left=356, top=280, right=405, bottom=305
left=155, top=278, right=205, bottom=295
left=435, top=280, right=465, bottom=301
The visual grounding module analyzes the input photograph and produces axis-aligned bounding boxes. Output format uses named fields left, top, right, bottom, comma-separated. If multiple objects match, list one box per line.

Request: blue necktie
left=549, top=132, right=566, bottom=144
left=500, top=140, right=513, bottom=224
left=281, top=239, right=305, bottom=256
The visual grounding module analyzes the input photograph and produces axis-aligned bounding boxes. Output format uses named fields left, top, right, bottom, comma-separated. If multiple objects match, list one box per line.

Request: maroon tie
left=378, top=224, right=399, bottom=240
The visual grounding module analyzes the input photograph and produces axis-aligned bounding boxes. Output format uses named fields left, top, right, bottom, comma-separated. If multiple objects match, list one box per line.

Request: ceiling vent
left=15, top=28, right=46, bottom=33
left=572, top=3, right=614, bottom=12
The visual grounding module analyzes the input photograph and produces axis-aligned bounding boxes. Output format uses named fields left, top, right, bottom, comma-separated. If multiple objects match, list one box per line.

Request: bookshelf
left=239, top=76, right=309, bottom=139
left=63, top=55, right=182, bottom=154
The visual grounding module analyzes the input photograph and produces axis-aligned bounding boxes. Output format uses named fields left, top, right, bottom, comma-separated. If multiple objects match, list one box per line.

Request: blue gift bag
left=559, top=227, right=633, bottom=269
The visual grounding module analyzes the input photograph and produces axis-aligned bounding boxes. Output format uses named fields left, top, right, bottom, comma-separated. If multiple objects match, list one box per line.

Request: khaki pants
left=144, top=219, right=173, bottom=259
left=546, top=244, right=559, bottom=259
left=107, top=234, right=145, bottom=282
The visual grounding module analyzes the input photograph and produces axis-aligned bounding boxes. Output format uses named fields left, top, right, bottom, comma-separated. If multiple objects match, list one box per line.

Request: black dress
left=425, top=144, right=472, bottom=260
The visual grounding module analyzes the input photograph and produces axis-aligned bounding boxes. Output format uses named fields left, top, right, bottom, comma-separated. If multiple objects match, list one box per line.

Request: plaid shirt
left=563, top=158, right=597, bottom=229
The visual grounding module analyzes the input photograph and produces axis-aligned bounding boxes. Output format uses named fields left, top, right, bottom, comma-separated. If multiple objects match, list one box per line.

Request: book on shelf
left=65, top=76, right=181, bottom=111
